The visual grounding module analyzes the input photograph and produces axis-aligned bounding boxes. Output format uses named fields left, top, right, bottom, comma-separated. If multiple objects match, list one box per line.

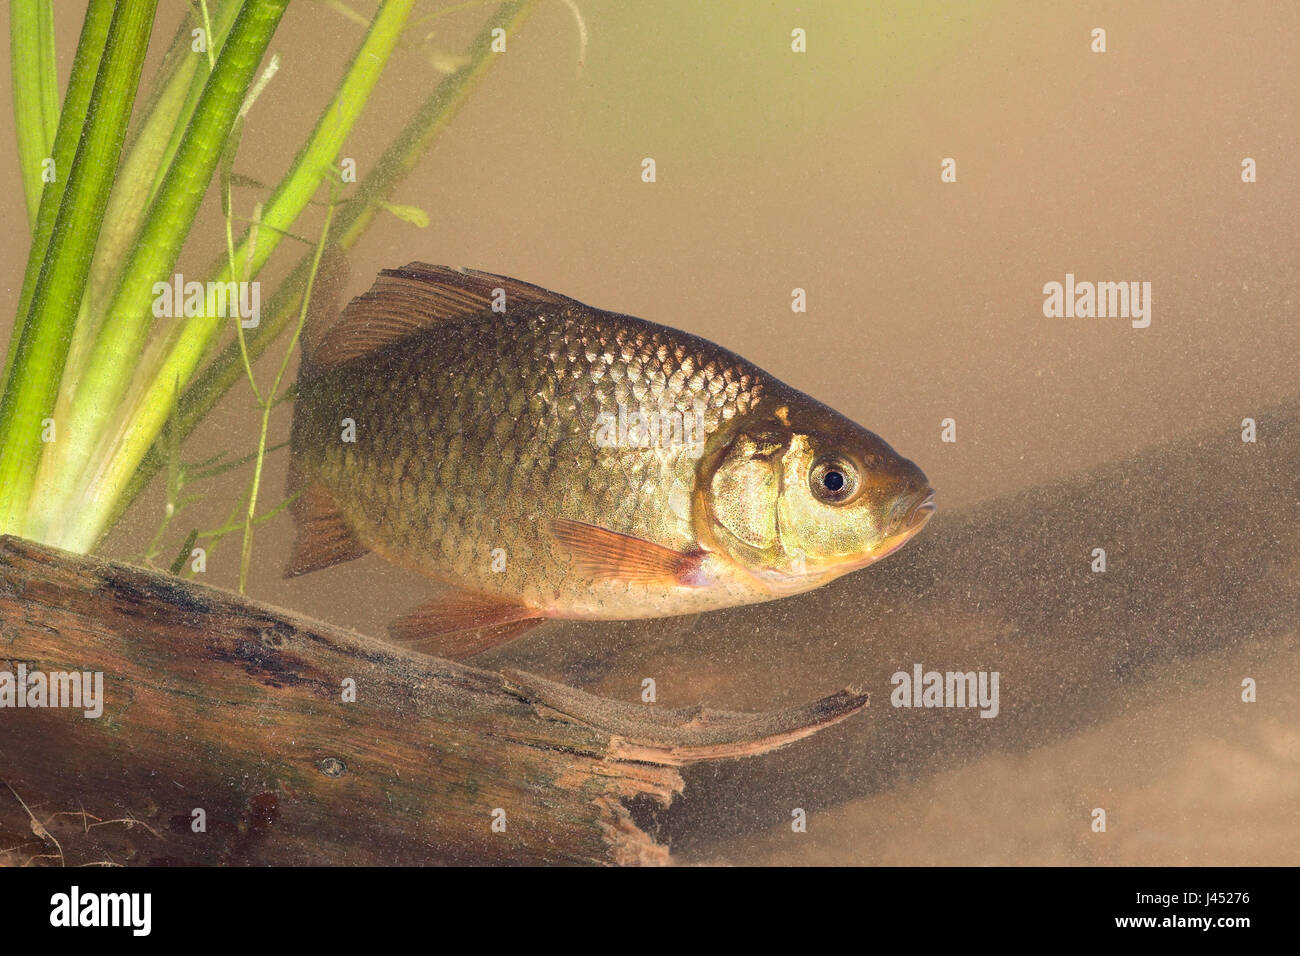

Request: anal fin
left=388, top=591, right=545, bottom=659
left=284, top=475, right=370, bottom=577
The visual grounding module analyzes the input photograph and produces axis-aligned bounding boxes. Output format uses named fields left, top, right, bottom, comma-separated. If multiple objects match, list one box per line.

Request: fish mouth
left=903, top=488, right=936, bottom=530
left=889, top=487, right=936, bottom=535
left=857, top=487, right=935, bottom=566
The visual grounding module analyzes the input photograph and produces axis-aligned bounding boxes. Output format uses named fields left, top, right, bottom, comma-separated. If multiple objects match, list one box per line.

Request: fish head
left=699, top=396, right=934, bottom=595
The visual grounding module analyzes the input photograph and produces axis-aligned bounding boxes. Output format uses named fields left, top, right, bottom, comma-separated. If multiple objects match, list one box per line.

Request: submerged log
left=0, top=535, right=866, bottom=866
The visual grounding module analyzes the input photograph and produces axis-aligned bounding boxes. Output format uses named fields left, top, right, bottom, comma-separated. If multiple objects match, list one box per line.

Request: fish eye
left=810, top=457, right=859, bottom=505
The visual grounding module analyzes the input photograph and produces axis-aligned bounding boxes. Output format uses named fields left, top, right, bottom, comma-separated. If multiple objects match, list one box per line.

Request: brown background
left=1, top=1, right=1296, bottom=864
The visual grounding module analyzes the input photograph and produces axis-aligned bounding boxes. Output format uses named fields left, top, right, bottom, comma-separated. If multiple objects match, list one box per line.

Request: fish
left=287, top=263, right=935, bottom=658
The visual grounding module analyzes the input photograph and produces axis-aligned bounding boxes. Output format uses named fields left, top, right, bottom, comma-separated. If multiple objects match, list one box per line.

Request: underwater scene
left=0, top=0, right=1296, bottom=877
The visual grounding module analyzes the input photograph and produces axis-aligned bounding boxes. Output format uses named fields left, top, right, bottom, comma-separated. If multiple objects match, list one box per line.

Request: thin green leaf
left=1, top=0, right=114, bottom=390
left=9, top=0, right=60, bottom=227
left=0, top=0, right=160, bottom=534
left=379, top=200, right=430, bottom=227
left=26, top=0, right=293, bottom=547
left=168, top=529, right=200, bottom=575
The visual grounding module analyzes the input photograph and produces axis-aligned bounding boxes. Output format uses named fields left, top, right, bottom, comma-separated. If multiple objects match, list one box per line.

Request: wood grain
left=0, top=536, right=866, bottom=866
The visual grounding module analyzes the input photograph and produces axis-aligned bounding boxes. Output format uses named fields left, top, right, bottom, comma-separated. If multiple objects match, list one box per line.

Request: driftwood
left=0, top=536, right=866, bottom=866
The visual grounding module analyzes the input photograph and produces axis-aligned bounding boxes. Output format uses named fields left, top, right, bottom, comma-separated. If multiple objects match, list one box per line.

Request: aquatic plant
left=0, top=0, right=538, bottom=584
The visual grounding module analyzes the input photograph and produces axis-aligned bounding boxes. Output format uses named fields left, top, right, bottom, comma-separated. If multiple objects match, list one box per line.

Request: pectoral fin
left=548, top=518, right=705, bottom=586
left=388, top=591, right=545, bottom=659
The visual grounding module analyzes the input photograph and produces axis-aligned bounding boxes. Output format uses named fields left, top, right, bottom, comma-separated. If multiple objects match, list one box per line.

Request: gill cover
left=706, top=430, right=788, bottom=558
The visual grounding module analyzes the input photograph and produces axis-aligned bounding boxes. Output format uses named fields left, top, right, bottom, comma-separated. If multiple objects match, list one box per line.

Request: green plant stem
left=112, top=0, right=541, bottom=536
left=189, top=485, right=299, bottom=579
left=0, top=0, right=158, bottom=534
left=24, top=0, right=292, bottom=546
left=38, top=0, right=416, bottom=554
left=209, top=493, right=299, bottom=539
left=55, top=2, right=243, bottom=489
left=8, top=0, right=59, bottom=228
left=86, top=0, right=242, bottom=315
left=239, top=197, right=336, bottom=593
left=1, top=0, right=114, bottom=391
left=168, top=528, right=199, bottom=575
left=224, top=56, right=283, bottom=407
left=190, top=439, right=289, bottom=482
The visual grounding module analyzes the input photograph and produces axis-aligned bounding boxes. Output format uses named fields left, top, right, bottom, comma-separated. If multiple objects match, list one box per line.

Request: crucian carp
left=287, top=264, right=935, bottom=657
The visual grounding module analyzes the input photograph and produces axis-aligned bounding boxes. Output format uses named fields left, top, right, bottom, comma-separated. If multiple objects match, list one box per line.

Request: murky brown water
left=1, top=1, right=1296, bottom=864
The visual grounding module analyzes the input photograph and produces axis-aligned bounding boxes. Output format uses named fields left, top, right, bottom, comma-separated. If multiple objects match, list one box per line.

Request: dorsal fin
left=308, top=263, right=581, bottom=369
left=298, top=245, right=351, bottom=364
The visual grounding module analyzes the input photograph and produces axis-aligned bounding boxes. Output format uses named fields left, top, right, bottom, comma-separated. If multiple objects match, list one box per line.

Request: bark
left=0, top=535, right=866, bottom=866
